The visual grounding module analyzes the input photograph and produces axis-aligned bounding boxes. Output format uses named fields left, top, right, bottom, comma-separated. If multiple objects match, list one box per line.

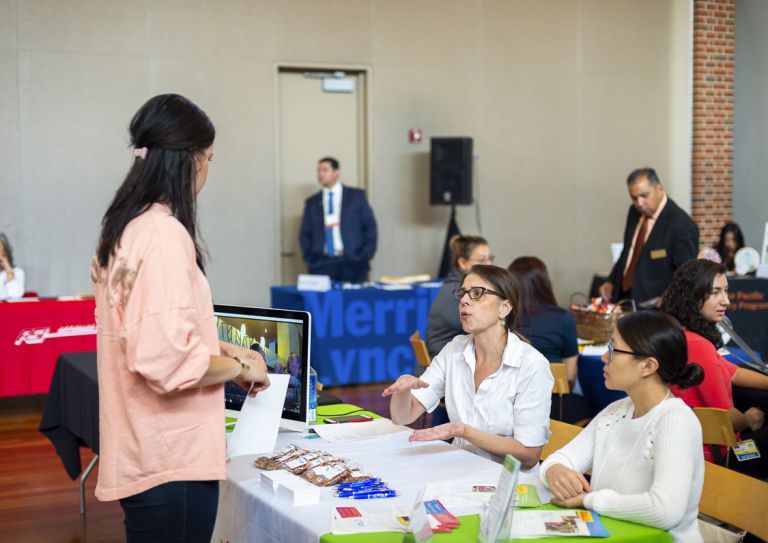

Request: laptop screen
left=214, top=305, right=311, bottom=427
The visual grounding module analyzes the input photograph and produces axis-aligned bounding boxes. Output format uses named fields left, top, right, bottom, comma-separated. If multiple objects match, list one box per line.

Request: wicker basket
left=570, top=308, right=619, bottom=344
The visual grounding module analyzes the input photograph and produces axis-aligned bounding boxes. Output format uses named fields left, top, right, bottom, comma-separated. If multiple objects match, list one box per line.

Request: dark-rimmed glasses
left=452, top=287, right=503, bottom=301
left=606, top=339, right=648, bottom=362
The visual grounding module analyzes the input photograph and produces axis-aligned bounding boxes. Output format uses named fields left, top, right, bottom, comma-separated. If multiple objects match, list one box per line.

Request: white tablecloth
left=211, top=427, right=552, bottom=543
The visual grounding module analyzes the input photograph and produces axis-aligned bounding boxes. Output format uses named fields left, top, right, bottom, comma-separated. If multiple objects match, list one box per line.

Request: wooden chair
left=700, top=460, right=768, bottom=541
left=409, top=331, right=431, bottom=372
left=541, top=419, right=583, bottom=461
left=550, top=363, right=570, bottom=421
left=693, top=407, right=737, bottom=468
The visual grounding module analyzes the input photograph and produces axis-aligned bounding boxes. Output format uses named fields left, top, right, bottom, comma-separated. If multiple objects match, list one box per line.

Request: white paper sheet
left=227, top=374, right=290, bottom=458
left=311, top=418, right=409, bottom=442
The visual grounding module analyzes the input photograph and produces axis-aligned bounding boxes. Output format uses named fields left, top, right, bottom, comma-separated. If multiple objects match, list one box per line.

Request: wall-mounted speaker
left=430, top=137, right=473, bottom=206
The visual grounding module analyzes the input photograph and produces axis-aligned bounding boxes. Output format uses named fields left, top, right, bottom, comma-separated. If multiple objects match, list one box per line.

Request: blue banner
left=271, top=285, right=441, bottom=386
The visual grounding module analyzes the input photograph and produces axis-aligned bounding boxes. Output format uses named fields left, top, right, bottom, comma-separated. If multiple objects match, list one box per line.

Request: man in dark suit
left=299, top=157, right=377, bottom=283
left=599, top=167, right=699, bottom=306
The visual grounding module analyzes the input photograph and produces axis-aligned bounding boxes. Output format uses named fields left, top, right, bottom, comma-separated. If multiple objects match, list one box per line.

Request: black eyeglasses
left=606, top=339, right=648, bottom=362
left=452, top=287, right=504, bottom=301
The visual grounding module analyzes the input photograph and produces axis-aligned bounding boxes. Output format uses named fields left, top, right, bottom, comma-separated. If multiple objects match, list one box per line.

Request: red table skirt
left=0, top=299, right=96, bottom=397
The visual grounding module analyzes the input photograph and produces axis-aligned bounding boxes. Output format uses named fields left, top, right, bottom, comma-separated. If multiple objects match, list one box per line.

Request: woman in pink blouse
left=92, top=94, right=269, bottom=542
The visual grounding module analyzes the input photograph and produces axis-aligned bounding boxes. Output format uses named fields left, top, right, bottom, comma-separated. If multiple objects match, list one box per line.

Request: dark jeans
left=119, top=480, right=219, bottom=543
left=309, top=256, right=368, bottom=283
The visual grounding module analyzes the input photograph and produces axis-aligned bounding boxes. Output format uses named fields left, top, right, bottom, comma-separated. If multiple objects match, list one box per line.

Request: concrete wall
left=0, top=0, right=689, bottom=305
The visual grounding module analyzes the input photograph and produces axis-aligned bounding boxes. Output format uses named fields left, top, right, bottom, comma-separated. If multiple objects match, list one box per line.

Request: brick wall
left=691, top=0, right=735, bottom=246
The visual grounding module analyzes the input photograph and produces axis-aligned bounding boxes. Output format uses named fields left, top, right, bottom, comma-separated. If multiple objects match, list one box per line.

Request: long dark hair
left=96, top=94, right=215, bottom=271
left=714, top=222, right=745, bottom=271
left=0, top=233, right=14, bottom=267
left=616, top=311, right=703, bottom=389
left=463, top=264, right=521, bottom=332
left=507, top=256, right=558, bottom=318
left=660, top=259, right=728, bottom=347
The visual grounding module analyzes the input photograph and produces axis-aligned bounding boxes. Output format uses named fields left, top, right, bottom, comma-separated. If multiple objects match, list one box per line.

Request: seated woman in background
left=661, top=258, right=768, bottom=479
left=713, top=222, right=745, bottom=273
left=0, top=233, right=24, bottom=300
left=425, top=235, right=493, bottom=358
left=384, top=265, right=553, bottom=469
left=508, top=256, right=593, bottom=423
left=541, top=311, right=705, bottom=543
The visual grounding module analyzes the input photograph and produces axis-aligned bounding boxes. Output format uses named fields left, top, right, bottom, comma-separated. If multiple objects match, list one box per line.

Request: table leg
left=79, top=454, right=99, bottom=516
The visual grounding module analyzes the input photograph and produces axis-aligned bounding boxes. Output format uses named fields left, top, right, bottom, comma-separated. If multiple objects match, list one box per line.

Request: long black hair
left=507, top=256, right=558, bottom=318
left=714, top=222, right=745, bottom=271
left=660, top=259, right=728, bottom=348
left=616, top=311, right=703, bottom=389
left=96, top=94, right=215, bottom=271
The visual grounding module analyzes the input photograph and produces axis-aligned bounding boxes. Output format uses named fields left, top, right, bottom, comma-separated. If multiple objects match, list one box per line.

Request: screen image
left=214, top=306, right=310, bottom=425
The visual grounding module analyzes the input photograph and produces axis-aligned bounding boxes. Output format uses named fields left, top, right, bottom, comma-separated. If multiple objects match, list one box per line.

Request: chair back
left=700, top=460, right=768, bottom=540
left=409, top=331, right=431, bottom=368
left=550, top=363, right=570, bottom=395
left=694, top=407, right=737, bottom=447
left=541, top=419, right=582, bottom=461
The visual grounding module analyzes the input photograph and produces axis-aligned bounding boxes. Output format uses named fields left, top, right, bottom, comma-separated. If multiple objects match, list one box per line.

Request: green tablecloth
left=321, top=504, right=673, bottom=543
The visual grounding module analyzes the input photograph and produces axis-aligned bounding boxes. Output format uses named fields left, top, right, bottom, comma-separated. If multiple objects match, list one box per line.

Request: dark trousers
left=119, top=480, right=219, bottom=543
left=309, top=256, right=368, bottom=283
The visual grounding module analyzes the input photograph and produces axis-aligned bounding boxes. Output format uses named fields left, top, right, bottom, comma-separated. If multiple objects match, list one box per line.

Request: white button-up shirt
left=412, top=331, right=553, bottom=463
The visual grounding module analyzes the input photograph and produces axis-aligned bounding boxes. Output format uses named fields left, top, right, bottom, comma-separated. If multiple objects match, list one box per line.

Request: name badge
left=733, top=439, right=761, bottom=461
left=650, top=249, right=667, bottom=260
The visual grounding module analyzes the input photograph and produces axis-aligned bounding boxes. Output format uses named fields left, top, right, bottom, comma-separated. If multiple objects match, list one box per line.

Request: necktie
left=622, top=217, right=648, bottom=293
left=325, top=192, right=335, bottom=256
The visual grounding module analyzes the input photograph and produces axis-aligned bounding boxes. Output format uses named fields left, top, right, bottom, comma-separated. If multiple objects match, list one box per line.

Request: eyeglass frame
left=452, top=286, right=504, bottom=301
left=606, top=339, right=649, bottom=362
left=466, top=254, right=495, bottom=265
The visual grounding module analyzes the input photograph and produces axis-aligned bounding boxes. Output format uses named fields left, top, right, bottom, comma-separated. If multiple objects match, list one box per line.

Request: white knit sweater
left=540, top=396, right=704, bottom=543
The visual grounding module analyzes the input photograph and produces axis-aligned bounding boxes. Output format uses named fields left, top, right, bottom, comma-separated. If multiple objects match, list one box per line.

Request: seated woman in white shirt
left=0, top=233, right=25, bottom=300
left=383, top=264, right=553, bottom=469
left=540, top=311, right=705, bottom=543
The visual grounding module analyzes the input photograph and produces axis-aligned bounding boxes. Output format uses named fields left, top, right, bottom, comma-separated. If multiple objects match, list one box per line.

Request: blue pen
left=345, top=490, right=397, bottom=499
left=337, top=478, right=380, bottom=490
left=335, top=486, right=390, bottom=498
left=337, top=481, right=385, bottom=493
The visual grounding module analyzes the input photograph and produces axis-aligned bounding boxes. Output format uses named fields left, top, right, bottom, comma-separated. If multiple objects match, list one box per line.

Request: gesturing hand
left=408, top=422, right=466, bottom=443
left=235, top=366, right=270, bottom=397
left=382, top=374, right=429, bottom=397
left=545, top=464, right=592, bottom=501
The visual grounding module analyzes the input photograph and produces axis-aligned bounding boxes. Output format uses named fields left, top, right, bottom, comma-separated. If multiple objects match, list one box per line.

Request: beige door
left=277, top=68, right=368, bottom=284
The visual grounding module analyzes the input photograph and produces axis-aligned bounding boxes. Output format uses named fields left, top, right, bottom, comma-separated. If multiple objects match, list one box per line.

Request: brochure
left=510, top=509, right=610, bottom=538
left=422, top=482, right=540, bottom=509
left=479, top=454, right=521, bottom=543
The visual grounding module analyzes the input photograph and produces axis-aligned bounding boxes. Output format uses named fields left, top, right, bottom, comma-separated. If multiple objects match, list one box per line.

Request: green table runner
left=321, top=504, right=673, bottom=543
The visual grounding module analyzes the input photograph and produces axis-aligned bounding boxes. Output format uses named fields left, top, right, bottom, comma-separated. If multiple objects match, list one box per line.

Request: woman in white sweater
left=0, top=233, right=25, bottom=300
left=540, top=311, right=705, bottom=543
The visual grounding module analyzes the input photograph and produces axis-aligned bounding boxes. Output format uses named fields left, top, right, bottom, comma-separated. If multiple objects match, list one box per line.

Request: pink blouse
left=92, top=203, right=224, bottom=501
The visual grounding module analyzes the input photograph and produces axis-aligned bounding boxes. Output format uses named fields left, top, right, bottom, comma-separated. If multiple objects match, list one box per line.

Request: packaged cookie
left=341, top=468, right=373, bottom=484
left=302, top=461, right=350, bottom=487
left=283, top=451, right=323, bottom=475
left=253, top=445, right=304, bottom=470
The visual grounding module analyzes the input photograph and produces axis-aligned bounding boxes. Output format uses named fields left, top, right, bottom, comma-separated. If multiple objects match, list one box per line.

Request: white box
left=261, top=470, right=294, bottom=493
left=276, top=478, right=321, bottom=506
